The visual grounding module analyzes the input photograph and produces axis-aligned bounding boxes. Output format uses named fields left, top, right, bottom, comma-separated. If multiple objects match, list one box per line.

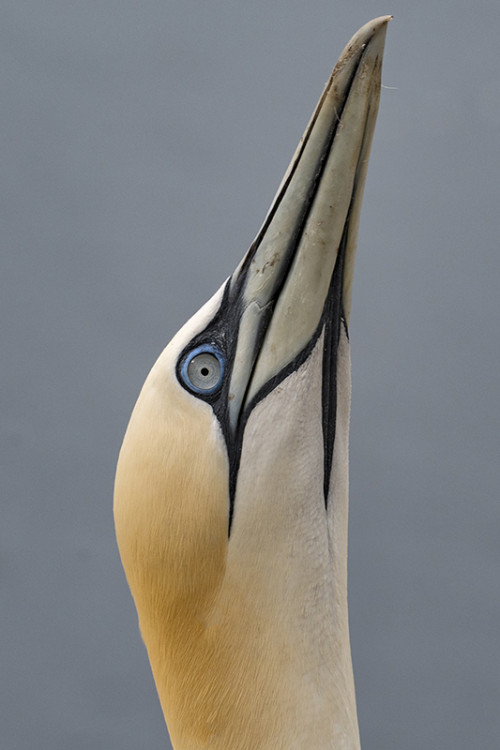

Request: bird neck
left=146, top=549, right=359, bottom=750
left=136, top=333, right=360, bottom=750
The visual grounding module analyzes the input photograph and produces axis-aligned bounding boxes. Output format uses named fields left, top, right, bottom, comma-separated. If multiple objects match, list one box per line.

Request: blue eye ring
left=179, top=344, right=225, bottom=395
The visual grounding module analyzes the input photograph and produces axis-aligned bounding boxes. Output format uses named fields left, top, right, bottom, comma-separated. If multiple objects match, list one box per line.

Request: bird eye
left=180, top=345, right=224, bottom=395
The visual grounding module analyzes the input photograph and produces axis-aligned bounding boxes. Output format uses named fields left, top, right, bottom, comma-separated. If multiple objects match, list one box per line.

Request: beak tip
left=344, top=15, right=392, bottom=54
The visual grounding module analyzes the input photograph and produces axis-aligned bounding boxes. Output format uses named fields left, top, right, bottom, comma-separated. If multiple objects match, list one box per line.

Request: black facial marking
left=176, top=38, right=370, bottom=535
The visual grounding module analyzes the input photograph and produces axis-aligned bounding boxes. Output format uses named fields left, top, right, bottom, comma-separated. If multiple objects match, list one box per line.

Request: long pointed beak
left=226, top=16, right=390, bottom=433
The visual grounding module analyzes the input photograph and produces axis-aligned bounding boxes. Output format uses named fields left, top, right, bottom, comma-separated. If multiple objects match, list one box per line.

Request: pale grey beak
left=227, top=17, right=391, bottom=432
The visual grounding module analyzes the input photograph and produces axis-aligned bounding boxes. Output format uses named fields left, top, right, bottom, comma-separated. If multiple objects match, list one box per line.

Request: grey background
left=2, top=1, right=499, bottom=748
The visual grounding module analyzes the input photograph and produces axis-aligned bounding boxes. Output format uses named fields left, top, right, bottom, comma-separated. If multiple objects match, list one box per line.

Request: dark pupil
left=201, top=367, right=210, bottom=377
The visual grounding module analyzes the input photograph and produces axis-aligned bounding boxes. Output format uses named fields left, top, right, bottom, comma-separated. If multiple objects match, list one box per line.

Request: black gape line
left=175, top=34, right=374, bottom=534
left=176, top=261, right=345, bottom=536
left=321, top=220, right=349, bottom=505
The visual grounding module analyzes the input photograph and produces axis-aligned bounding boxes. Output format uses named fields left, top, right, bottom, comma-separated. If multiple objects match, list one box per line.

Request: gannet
left=114, top=16, right=390, bottom=750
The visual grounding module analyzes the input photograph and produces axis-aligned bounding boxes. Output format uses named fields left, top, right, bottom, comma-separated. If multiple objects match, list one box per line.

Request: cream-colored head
left=114, top=17, right=389, bottom=750
left=114, top=290, right=229, bottom=626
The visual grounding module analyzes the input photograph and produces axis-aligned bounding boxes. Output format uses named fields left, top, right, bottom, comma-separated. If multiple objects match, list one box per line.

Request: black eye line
left=175, top=282, right=234, bottom=401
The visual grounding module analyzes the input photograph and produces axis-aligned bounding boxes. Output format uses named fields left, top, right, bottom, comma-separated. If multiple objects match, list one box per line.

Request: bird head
left=114, top=16, right=389, bottom=750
